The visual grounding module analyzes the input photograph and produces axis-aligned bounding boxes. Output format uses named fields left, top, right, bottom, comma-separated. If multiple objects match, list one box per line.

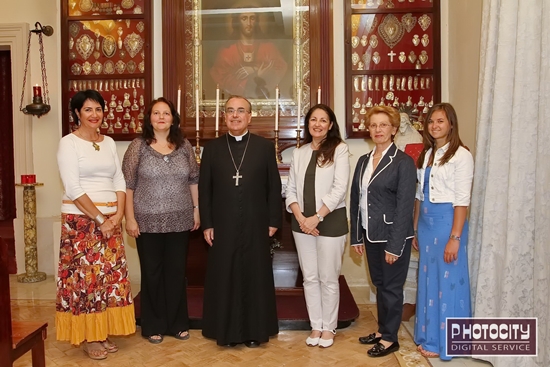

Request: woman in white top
left=412, top=103, right=474, bottom=360
left=56, top=90, right=135, bottom=360
left=286, top=104, right=349, bottom=348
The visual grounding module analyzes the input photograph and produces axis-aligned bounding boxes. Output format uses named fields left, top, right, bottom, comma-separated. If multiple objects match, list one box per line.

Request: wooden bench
left=0, top=236, right=48, bottom=367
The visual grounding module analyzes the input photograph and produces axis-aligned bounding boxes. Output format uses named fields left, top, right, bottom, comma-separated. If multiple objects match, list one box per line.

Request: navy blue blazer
left=350, top=143, right=416, bottom=256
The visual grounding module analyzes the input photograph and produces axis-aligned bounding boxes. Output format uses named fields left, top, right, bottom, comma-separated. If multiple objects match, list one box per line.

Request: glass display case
left=345, top=0, right=440, bottom=138
left=61, top=0, right=152, bottom=140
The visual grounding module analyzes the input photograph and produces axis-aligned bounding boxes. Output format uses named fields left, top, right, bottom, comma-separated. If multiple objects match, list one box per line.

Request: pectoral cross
left=388, top=50, right=396, bottom=62
left=233, top=170, right=243, bottom=186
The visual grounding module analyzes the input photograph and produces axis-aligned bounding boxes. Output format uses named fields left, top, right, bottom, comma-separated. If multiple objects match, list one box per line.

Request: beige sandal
left=101, top=338, right=119, bottom=353
left=83, top=341, right=108, bottom=360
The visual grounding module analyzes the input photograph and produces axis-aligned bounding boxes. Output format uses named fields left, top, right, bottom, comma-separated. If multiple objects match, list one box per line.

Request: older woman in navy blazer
left=350, top=106, right=416, bottom=358
left=286, top=104, right=349, bottom=349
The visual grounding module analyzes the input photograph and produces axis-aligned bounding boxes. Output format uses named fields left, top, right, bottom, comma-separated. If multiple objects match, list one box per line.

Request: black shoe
left=244, top=340, right=261, bottom=348
left=367, top=341, right=400, bottom=357
left=358, top=333, right=381, bottom=344
left=222, top=342, right=238, bottom=347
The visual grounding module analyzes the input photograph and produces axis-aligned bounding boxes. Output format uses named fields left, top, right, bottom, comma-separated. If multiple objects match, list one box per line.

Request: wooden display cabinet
left=345, top=0, right=440, bottom=138
left=60, top=0, right=152, bottom=140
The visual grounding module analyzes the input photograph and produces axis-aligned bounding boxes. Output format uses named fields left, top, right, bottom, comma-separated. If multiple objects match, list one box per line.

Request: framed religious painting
left=345, top=0, right=441, bottom=138
left=162, top=0, right=332, bottom=149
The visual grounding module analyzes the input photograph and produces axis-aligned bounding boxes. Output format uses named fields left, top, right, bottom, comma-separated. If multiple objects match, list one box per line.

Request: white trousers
left=292, top=232, right=346, bottom=331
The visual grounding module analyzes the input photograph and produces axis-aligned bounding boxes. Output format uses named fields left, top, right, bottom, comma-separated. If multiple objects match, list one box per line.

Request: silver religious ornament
left=71, top=63, right=82, bottom=75
left=368, top=76, right=373, bottom=91
left=107, top=108, right=114, bottom=120
left=416, top=60, right=422, bottom=69
left=421, top=34, right=430, bottom=47
left=399, top=51, right=406, bottom=63
left=426, top=77, right=431, bottom=89
left=420, top=77, right=425, bottom=89
left=386, top=91, right=395, bottom=100
left=109, top=94, right=117, bottom=108
left=107, top=122, right=115, bottom=134
left=408, top=51, right=417, bottom=64
left=123, top=93, right=131, bottom=107
left=406, top=96, right=413, bottom=106
left=401, top=13, right=417, bottom=33
left=401, top=76, right=406, bottom=91
left=372, top=51, right=381, bottom=64
left=351, top=36, right=359, bottom=48
left=418, top=96, right=425, bottom=106
left=136, top=121, right=143, bottom=133
left=360, top=35, right=368, bottom=47
left=362, top=51, right=371, bottom=65
left=360, top=104, right=367, bottom=114
left=124, top=32, right=144, bottom=58
left=115, top=60, right=126, bottom=73
left=419, top=50, right=428, bottom=64
left=131, top=99, right=139, bottom=111
left=69, top=37, right=74, bottom=49
left=357, top=61, right=364, bottom=70
left=76, top=34, right=94, bottom=60
left=369, top=35, right=378, bottom=48
left=389, top=75, right=395, bottom=91
left=354, top=76, right=361, bottom=92
left=69, top=22, right=80, bottom=38
left=101, top=118, right=108, bottom=129
left=375, top=76, right=380, bottom=90
left=379, top=97, right=385, bottom=106
left=418, top=14, right=431, bottom=31
left=116, top=100, right=123, bottom=113
left=353, top=112, right=359, bottom=123
left=92, top=61, right=102, bottom=74
left=124, top=109, right=131, bottom=120
left=414, top=76, right=419, bottom=90
left=358, top=119, right=366, bottom=131
left=115, top=117, right=122, bottom=128
left=102, top=35, right=116, bottom=58
left=393, top=97, right=400, bottom=107
left=378, top=14, right=405, bottom=49
left=408, top=76, right=413, bottom=91
left=353, top=97, right=361, bottom=108
left=352, top=52, right=360, bottom=65
left=130, top=117, right=136, bottom=129
left=428, top=97, right=433, bottom=107
left=382, top=75, right=388, bottom=91
left=82, top=61, right=92, bottom=75
left=412, top=34, right=420, bottom=46
left=138, top=61, right=145, bottom=73
left=127, top=60, right=136, bottom=73
left=361, top=76, right=367, bottom=91
left=137, top=21, right=145, bottom=33
left=366, top=97, right=373, bottom=107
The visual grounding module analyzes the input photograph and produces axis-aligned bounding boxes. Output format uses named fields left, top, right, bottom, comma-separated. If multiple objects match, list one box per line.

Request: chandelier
left=19, top=22, right=54, bottom=118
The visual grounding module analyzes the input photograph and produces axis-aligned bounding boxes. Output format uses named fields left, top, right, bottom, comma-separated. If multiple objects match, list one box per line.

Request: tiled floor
left=10, top=276, right=491, bottom=367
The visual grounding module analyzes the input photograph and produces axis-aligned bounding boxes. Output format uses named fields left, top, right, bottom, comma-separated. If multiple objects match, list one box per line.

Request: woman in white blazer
left=285, top=104, right=350, bottom=348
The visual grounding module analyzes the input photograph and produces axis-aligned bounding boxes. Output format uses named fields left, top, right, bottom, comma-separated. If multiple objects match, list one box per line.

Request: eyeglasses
left=368, top=123, right=392, bottom=130
left=225, top=108, right=250, bottom=115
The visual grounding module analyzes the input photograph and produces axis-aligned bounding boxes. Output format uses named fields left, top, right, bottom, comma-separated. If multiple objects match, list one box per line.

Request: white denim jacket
left=416, top=143, right=474, bottom=207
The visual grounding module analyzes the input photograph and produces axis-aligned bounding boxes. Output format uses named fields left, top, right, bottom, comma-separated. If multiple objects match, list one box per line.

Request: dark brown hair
left=142, top=97, right=184, bottom=149
left=303, top=104, right=343, bottom=167
left=417, top=103, right=465, bottom=168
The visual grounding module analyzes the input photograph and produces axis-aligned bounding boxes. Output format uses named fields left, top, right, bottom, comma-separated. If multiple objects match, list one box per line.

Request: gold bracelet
left=449, top=234, right=461, bottom=241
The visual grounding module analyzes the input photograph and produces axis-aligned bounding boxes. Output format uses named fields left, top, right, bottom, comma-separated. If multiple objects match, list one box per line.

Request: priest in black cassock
left=199, top=95, right=282, bottom=348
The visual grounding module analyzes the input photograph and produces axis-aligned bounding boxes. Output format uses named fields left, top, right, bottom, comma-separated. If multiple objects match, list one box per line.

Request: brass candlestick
left=15, top=182, right=46, bottom=283
left=195, top=130, right=201, bottom=164
left=295, top=129, right=302, bottom=148
left=274, top=130, right=282, bottom=164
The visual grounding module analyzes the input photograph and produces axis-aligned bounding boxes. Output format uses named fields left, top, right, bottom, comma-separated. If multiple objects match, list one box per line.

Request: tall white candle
left=177, top=85, right=181, bottom=115
left=195, top=85, right=200, bottom=131
left=317, top=86, right=321, bottom=104
left=275, top=86, right=279, bottom=131
left=215, top=85, right=220, bottom=131
left=297, top=87, right=301, bottom=129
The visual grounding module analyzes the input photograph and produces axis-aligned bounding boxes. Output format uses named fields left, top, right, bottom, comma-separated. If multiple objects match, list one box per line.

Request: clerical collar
left=228, top=130, right=249, bottom=141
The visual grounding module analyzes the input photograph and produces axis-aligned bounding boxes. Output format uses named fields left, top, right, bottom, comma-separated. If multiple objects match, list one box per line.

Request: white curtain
left=469, top=0, right=550, bottom=366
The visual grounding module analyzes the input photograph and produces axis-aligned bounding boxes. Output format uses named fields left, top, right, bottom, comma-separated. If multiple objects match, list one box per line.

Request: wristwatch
left=316, top=213, right=324, bottom=222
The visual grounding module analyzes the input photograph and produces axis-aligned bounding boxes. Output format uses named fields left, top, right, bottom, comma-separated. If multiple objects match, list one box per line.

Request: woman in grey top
left=122, top=97, right=200, bottom=344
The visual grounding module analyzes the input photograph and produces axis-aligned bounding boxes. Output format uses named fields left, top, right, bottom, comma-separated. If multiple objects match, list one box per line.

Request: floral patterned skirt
left=56, top=213, right=136, bottom=345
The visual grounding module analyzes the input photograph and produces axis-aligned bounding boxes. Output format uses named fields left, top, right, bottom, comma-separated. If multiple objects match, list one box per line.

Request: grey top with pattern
left=122, top=137, right=199, bottom=233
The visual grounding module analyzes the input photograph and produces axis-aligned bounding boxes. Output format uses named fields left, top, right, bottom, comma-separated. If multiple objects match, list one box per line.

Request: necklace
left=77, top=130, right=101, bottom=151
left=226, top=133, right=251, bottom=186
